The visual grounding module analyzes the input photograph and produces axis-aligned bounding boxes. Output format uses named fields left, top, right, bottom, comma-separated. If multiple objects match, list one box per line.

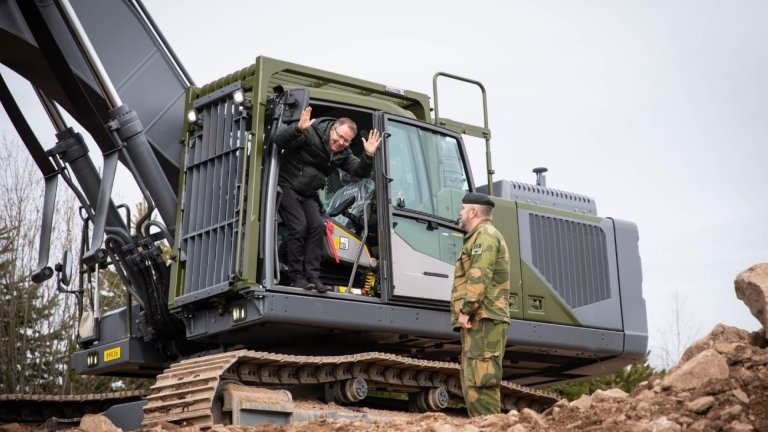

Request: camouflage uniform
left=451, top=220, right=510, bottom=417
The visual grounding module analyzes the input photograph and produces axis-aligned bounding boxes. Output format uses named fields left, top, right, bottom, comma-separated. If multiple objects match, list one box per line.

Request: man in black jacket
left=274, top=106, right=381, bottom=292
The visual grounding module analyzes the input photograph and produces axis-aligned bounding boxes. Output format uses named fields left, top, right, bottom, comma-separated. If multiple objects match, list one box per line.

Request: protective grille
left=529, top=214, right=611, bottom=308
left=180, top=97, right=249, bottom=298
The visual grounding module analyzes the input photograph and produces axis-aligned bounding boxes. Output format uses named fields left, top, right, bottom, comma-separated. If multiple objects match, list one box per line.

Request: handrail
left=432, top=72, right=494, bottom=195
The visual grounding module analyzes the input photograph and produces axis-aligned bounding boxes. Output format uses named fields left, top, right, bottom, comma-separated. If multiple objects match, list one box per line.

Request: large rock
left=79, top=414, right=121, bottom=432
left=734, top=263, right=768, bottom=338
left=680, top=325, right=751, bottom=364
left=592, top=388, right=628, bottom=402
left=661, top=349, right=729, bottom=391
left=649, top=416, right=682, bottom=432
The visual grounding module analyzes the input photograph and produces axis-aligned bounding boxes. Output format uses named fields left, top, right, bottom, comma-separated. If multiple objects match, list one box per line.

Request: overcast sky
left=2, top=0, right=766, bottom=368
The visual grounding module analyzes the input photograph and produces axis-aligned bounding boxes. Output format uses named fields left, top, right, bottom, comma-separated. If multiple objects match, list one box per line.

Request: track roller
left=410, top=387, right=449, bottom=412
left=503, top=395, right=536, bottom=412
left=332, top=377, right=368, bottom=403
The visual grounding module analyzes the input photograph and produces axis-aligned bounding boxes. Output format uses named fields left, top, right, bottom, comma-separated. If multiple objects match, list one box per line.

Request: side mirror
left=281, top=88, right=310, bottom=123
left=57, top=250, right=74, bottom=287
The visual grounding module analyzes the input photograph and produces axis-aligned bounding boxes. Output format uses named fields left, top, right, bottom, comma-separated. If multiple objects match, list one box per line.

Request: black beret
left=462, top=192, right=495, bottom=208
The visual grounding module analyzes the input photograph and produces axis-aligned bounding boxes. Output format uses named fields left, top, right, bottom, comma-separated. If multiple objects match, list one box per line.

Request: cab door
left=379, top=115, right=472, bottom=304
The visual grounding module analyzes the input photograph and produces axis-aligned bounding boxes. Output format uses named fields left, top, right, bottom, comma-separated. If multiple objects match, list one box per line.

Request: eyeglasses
left=333, top=126, right=352, bottom=146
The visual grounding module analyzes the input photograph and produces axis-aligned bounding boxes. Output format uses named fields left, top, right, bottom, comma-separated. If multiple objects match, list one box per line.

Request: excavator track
left=142, top=350, right=561, bottom=428
left=0, top=390, right=146, bottom=424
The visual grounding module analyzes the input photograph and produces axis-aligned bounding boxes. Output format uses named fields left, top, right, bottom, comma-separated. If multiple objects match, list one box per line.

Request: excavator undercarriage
left=142, top=350, right=561, bottom=428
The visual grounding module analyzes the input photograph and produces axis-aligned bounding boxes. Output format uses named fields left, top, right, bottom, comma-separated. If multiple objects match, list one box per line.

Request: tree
left=0, top=134, right=76, bottom=393
left=0, top=134, right=153, bottom=395
left=652, top=290, right=701, bottom=370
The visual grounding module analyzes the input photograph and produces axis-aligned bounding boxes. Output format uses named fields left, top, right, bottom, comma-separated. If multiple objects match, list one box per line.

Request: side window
left=387, top=121, right=469, bottom=220
left=388, top=124, right=431, bottom=213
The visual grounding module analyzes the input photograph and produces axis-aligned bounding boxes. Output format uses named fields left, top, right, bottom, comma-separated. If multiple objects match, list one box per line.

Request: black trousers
left=278, top=186, right=325, bottom=280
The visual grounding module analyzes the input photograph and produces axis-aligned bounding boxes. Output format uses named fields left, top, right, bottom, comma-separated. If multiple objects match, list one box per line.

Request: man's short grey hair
left=334, top=117, right=358, bottom=136
left=470, top=204, right=493, bottom=220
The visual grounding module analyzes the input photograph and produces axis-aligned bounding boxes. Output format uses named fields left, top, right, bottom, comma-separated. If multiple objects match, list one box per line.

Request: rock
left=661, top=349, right=729, bottom=391
left=685, top=396, right=715, bottom=414
left=725, top=421, right=755, bottom=432
left=622, top=421, right=653, bottom=432
left=732, top=388, right=750, bottom=404
left=649, top=416, right=681, bottom=432
left=476, top=416, right=505, bottom=430
left=141, top=421, right=181, bottom=431
left=680, top=325, right=751, bottom=364
left=428, top=423, right=454, bottom=432
left=507, top=425, right=528, bottom=432
left=518, top=408, right=546, bottom=428
left=688, top=419, right=712, bottom=432
left=717, top=404, right=743, bottom=422
left=570, top=394, right=592, bottom=410
left=592, top=388, right=628, bottom=402
left=717, top=342, right=754, bottom=364
left=459, top=425, right=479, bottom=432
left=79, top=414, right=121, bottom=432
left=734, top=263, right=768, bottom=338
left=636, top=389, right=656, bottom=401
left=634, top=400, right=651, bottom=413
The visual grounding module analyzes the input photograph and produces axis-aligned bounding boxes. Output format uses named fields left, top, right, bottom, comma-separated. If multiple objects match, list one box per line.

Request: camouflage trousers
left=459, top=318, right=509, bottom=417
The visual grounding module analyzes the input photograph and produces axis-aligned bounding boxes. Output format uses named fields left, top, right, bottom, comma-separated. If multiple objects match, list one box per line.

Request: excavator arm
left=0, top=0, right=191, bottom=348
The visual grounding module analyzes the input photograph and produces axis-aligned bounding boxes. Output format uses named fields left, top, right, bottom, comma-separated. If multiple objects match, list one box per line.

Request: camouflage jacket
left=451, top=220, right=511, bottom=329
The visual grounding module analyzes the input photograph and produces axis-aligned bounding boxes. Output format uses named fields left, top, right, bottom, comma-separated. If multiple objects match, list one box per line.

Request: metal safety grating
left=180, top=96, right=249, bottom=299
left=529, top=214, right=611, bottom=308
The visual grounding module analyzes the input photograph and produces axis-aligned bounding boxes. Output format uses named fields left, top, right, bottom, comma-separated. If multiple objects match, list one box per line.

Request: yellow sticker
left=103, top=347, right=121, bottom=362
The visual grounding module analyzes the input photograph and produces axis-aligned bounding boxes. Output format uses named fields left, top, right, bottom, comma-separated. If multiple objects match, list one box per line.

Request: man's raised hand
left=363, top=128, right=382, bottom=156
left=298, top=106, right=315, bottom=131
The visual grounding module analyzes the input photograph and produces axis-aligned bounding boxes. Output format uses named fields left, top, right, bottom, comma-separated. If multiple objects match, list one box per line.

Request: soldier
left=451, top=192, right=511, bottom=417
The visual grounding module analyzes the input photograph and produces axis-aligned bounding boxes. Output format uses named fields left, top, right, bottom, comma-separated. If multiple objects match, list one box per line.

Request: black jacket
left=274, top=118, right=374, bottom=197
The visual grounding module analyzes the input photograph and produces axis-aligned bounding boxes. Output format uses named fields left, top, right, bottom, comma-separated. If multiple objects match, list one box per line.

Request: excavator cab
left=269, top=94, right=381, bottom=296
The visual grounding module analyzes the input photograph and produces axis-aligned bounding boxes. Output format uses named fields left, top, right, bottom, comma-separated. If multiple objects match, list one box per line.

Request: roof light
left=232, top=89, right=245, bottom=104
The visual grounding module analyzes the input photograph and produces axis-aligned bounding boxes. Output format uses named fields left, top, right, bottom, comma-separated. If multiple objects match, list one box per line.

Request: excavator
left=0, top=0, right=647, bottom=429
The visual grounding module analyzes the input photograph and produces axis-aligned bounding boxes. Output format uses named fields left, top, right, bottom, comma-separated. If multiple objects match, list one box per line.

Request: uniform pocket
left=467, top=356, right=501, bottom=388
left=462, top=320, right=508, bottom=388
left=465, top=320, right=507, bottom=357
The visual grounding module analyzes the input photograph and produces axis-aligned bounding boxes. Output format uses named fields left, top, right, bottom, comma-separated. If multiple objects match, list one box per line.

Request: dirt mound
left=542, top=325, right=767, bottom=432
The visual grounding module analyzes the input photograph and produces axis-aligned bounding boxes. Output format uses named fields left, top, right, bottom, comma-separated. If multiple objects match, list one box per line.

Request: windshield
left=387, top=121, right=469, bottom=220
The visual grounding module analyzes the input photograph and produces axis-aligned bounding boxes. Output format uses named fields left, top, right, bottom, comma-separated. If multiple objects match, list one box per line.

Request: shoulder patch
left=471, top=243, right=483, bottom=255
